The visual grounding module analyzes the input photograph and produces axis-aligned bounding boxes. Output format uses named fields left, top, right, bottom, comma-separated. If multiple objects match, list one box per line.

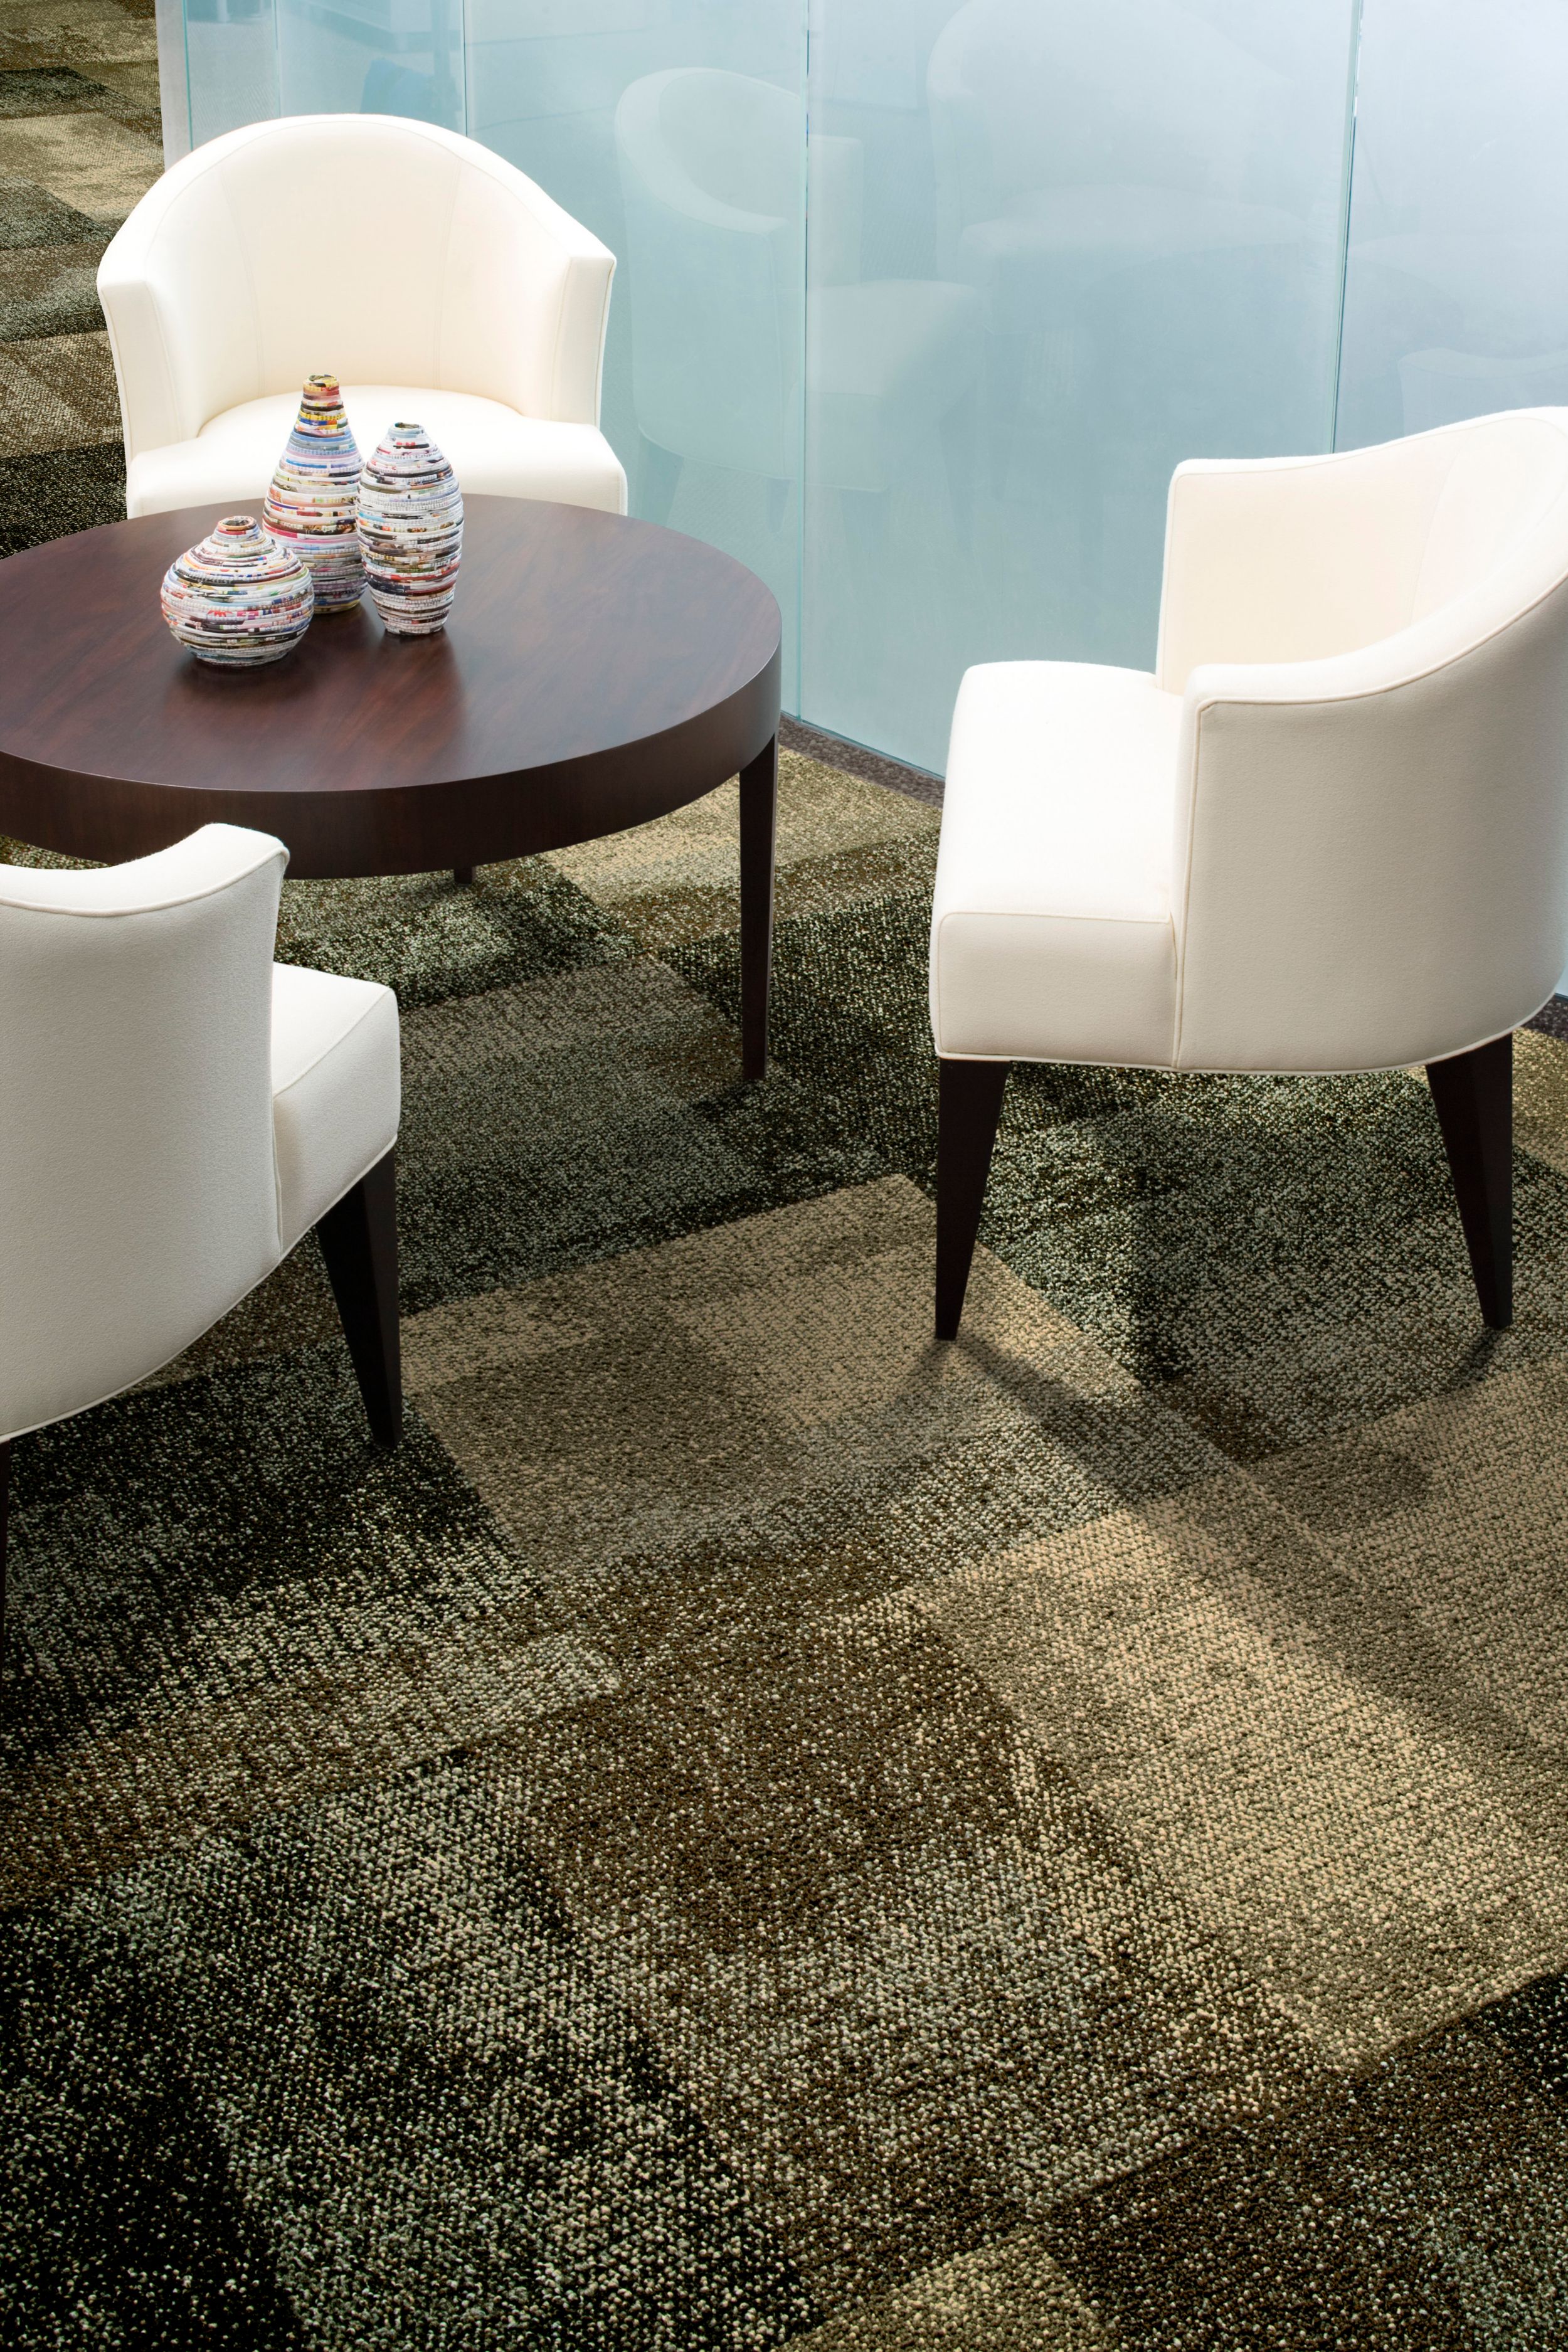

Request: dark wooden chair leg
left=739, top=733, right=778, bottom=1083
left=453, top=867, right=475, bottom=886
left=0, top=1436, right=9, bottom=1672
left=1426, top=1030, right=1513, bottom=1328
left=316, top=1148, right=403, bottom=1445
left=936, top=1056, right=1010, bottom=1340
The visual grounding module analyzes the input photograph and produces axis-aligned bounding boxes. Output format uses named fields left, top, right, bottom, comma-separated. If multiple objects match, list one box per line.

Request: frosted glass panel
left=467, top=3, right=805, bottom=687
left=277, top=0, right=465, bottom=130
left=1337, top=0, right=1568, bottom=449
left=800, top=1, right=1360, bottom=770
left=182, top=0, right=281, bottom=154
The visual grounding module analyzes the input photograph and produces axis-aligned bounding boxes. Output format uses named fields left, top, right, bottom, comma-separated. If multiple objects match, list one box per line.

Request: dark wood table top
left=0, top=495, right=781, bottom=878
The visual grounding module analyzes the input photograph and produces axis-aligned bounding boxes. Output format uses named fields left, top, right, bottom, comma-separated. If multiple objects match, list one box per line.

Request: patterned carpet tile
left=0, top=1, right=156, bottom=75
left=0, top=438, right=122, bottom=551
left=0, top=1752, right=818, bottom=2350
left=0, top=1348, right=617, bottom=1912
left=0, top=105, right=158, bottom=216
left=404, top=1177, right=1221, bottom=1614
left=546, top=751, right=939, bottom=954
left=0, top=233, right=107, bottom=337
left=921, top=1466, right=1568, bottom=2069
left=0, top=321, right=116, bottom=447
left=1044, top=2000, right=1568, bottom=2348
left=793, top=2230, right=1111, bottom=2351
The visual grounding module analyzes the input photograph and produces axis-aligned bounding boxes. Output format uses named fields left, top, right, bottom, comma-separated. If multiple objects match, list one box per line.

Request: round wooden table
left=0, top=495, right=782, bottom=1078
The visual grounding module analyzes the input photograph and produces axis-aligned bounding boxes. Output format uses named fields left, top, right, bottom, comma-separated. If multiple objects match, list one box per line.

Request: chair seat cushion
left=272, top=962, right=401, bottom=1253
left=930, top=660, right=1182, bottom=1067
left=127, top=388, right=627, bottom=519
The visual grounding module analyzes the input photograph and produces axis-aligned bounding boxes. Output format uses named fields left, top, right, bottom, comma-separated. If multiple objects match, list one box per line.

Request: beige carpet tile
left=0, top=1349, right=618, bottom=1912
left=0, top=161, right=97, bottom=243
left=0, top=232, right=103, bottom=335
left=1515, top=1022, right=1568, bottom=1174
left=407, top=1176, right=1224, bottom=1614
left=918, top=1469, right=1568, bottom=2069
left=548, top=748, right=940, bottom=953
left=0, top=3, right=156, bottom=73
left=1252, top=1359, right=1568, bottom=1767
left=795, top=2228, right=1113, bottom=2350
left=0, top=322, right=116, bottom=447
left=485, top=1610, right=1327, bottom=2314
left=0, top=107, right=159, bottom=215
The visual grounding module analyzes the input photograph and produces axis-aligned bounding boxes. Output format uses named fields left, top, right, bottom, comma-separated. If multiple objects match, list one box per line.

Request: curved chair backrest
left=97, top=116, right=615, bottom=464
left=0, top=827, right=287, bottom=1443
left=1160, top=409, right=1568, bottom=1071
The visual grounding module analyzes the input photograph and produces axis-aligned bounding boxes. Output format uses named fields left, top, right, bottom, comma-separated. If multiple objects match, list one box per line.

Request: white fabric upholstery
left=127, top=388, right=625, bottom=522
left=272, top=962, right=401, bottom=1254
left=931, top=410, right=1568, bottom=1076
left=0, top=827, right=400, bottom=1444
left=99, top=115, right=625, bottom=521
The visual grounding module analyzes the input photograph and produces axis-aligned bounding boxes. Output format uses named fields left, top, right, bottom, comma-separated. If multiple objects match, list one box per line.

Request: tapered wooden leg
left=316, top=1149, right=403, bottom=1445
left=1426, top=1031, right=1513, bottom=1328
left=0, top=1437, right=9, bottom=1673
left=739, top=733, right=778, bottom=1083
left=936, top=1056, right=1010, bottom=1340
left=453, top=867, right=474, bottom=886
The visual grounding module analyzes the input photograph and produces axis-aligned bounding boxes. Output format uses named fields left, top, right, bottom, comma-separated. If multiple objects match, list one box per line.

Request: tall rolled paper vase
left=358, top=421, right=463, bottom=637
left=264, top=373, right=364, bottom=612
left=160, top=514, right=314, bottom=667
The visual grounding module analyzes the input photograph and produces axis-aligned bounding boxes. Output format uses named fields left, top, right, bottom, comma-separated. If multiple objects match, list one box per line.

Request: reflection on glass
left=803, top=0, right=1356, bottom=766
left=181, top=0, right=281, bottom=154
left=278, top=0, right=467, bottom=132
left=1338, top=0, right=1568, bottom=447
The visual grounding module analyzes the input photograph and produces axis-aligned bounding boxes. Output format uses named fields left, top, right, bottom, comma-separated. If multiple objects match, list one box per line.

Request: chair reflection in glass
left=615, top=67, right=982, bottom=549
left=928, top=0, right=1324, bottom=524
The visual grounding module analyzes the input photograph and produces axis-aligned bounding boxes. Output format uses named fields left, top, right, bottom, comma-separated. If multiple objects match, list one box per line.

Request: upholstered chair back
left=98, top=116, right=614, bottom=464
left=1158, top=410, right=1568, bottom=1072
left=0, top=829, right=286, bottom=1442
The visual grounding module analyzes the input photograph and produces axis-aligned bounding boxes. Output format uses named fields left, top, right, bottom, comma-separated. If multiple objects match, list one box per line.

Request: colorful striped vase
left=358, top=421, right=464, bottom=637
left=160, top=514, right=314, bottom=667
left=263, top=373, right=364, bottom=612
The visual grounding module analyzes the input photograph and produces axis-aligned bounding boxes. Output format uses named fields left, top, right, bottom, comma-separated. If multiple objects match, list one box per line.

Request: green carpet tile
left=6, top=32, right=1568, bottom=2348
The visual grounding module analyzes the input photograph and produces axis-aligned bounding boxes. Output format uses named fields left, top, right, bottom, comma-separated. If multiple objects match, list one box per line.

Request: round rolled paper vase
left=358, top=421, right=464, bottom=635
left=263, top=373, right=364, bottom=611
left=160, top=514, right=314, bottom=667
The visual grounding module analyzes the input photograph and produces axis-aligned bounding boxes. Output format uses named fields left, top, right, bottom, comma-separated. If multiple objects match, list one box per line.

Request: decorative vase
left=358, top=421, right=464, bottom=636
left=160, top=514, right=314, bottom=667
left=263, top=372, right=364, bottom=611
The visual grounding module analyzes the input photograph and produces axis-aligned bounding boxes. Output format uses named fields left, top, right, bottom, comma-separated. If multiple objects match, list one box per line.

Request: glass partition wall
left=162, top=3, right=1568, bottom=778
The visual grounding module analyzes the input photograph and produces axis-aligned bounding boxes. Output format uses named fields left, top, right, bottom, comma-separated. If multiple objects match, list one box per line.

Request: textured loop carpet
left=4, top=37, right=1568, bottom=2349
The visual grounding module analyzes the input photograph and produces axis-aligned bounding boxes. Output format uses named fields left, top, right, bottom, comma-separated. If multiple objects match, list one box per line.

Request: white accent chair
left=97, top=115, right=626, bottom=521
left=931, top=410, right=1568, bottom=1338
left=0, top=827, right=402, bottom=1660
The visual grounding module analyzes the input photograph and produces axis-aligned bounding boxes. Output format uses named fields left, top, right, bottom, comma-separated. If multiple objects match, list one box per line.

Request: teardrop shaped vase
left=160, top=513, right=314, bottom=667
left=358, top=420, right=464, bottom=637
left=263, top=373, right=364, bottom=612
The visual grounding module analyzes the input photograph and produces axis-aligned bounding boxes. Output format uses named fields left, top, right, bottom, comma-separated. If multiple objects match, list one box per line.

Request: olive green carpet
left=3, top=36, right=1568, bottom=2352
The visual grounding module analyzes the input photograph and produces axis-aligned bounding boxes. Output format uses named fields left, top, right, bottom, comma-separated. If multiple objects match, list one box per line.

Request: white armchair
left=931, top=409, right=1568, bottom=1336
left=0, top=827, right=402, bottom=1660
left=98, top=115, right=626, bottom=521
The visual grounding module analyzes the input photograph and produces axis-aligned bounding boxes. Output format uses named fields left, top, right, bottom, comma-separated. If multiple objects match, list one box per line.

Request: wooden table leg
left=739, top=733, right=777, bottom=1083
